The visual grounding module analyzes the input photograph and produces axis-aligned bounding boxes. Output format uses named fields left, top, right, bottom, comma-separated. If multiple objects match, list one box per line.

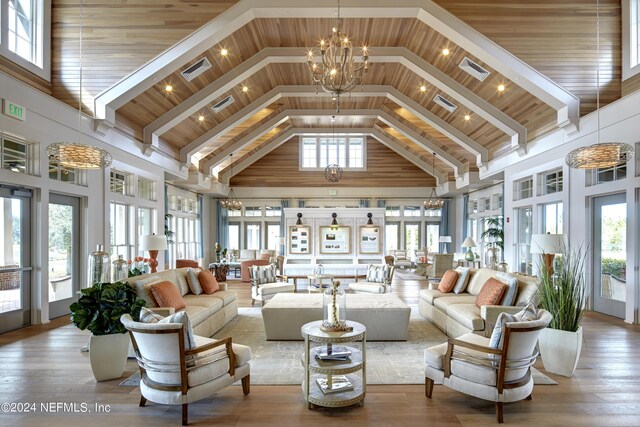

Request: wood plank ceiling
left=45, top=0, right=621, bottom=188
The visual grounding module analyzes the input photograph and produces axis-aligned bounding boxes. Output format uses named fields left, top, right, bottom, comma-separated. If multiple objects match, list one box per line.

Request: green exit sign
left=3, top=100, right=26, bottom=121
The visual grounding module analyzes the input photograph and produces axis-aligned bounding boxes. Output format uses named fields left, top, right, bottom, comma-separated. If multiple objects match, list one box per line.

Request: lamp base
left=465, top=249, right=475, bottom=262
left=148, top=250, right=159, bottom=273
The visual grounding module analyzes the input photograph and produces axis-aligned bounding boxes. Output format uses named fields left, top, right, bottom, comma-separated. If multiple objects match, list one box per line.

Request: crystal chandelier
left=46, top=0, right=112, bottom=170
left=220, top=154, right=242, bottom=210
left=424, top=153, right=445, bottom=210
left=306, top=0, right=369, bottom=112
left=566, top=0, right=633, bottom=169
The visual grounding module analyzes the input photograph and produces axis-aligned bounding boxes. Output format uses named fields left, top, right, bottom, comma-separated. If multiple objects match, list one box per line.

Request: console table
left=208, top=261, right=240, bottom=281
left=301, top=320, right=366, bottom=409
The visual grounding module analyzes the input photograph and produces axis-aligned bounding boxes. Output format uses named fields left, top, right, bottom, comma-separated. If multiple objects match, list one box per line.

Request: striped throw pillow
left=138, top=307, right=165, bottom=324
left=250, top=264, right=276, bottom=285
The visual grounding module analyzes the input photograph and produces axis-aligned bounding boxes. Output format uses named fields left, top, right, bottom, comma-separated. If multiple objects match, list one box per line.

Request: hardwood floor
left=1, top=273, right=639, bottom=426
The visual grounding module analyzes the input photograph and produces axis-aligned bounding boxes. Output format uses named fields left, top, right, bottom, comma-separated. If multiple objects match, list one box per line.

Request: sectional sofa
left=419, top=268, right=540, bottom=338
left=124, top=267, right=238, bottom=337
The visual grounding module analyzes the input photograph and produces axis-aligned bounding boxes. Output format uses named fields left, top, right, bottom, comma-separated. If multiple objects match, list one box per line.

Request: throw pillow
left=198, top=270, right=220, bottom=294
left=488, top=303, right=539, bottom=351
left=250, top=264, right=276, bottom=285
left=438, top=270, right=459, bottom=293
left=366, top=265, right=385, bottom=283
left=138, top=306, right=165, bottom=324
left=158, top=311, right=196, bottom=350
left=453, top=267, right=471, bottom=294
left=475, top=278, right=508, bottom=308
left=134, top=275, right=162, bottom=307
left=149, top=281, right=186, bottom=310
left=186, top=267, right=203, bottom=295
left=497, top=273, right=519, bottom=306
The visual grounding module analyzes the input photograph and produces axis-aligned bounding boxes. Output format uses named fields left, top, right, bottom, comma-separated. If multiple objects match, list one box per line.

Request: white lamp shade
left=530, top=234, right=564, bottom=254
left=140, top=234, right=167, bottom=251
left=439, top=236, right=452, bottom=243
left=461, top=237, right=476, bottom=248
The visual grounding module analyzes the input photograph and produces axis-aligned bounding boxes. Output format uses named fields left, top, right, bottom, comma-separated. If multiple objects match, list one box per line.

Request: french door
left=48, top=194, right=80, bottom=319
left=0, top=187, right=32, bottom=333
left=592, top=193, right=626, bottom=319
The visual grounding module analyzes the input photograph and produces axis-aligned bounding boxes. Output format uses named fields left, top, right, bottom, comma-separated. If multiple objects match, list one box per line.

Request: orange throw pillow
left=438, top=270, right=459, bottom=293
left=198, top=270, right=220, bottom=294
left=475, top=278, right=508, bottom=308
left=149, top=281, right=186, bottom=310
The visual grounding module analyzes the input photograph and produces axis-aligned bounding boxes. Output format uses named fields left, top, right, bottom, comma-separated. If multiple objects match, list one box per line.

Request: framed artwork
left=319, top=226, right=351, bottom=254
left=289, top=225, right=311, bottom=254
left=359, top=226, right=381, bottom=254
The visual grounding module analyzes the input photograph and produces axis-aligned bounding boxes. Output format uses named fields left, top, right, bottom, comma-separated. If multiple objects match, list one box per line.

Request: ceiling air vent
left=433, top=94, right=457, bottom=113
left=211, top=95, right=235, bottom=113
left=459, top=57, right=490, bottom=81
left=180, top=57, right=212, bottom=82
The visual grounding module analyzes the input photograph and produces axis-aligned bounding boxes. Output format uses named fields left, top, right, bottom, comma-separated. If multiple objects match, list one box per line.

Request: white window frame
left=539, top=168, right=563, bottom=196
left=623, top=0, right=640, bottom=79
left=513, top=177, right=533, bottom=201
left=299, top=136, right=366, bottom=170
left=0, top=0, right=51, bottom=80
left=586, top=163, right=628, bottom=186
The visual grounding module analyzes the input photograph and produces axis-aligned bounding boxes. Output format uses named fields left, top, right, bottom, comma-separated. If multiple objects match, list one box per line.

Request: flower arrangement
left=127, top=257, right=150, bottom=277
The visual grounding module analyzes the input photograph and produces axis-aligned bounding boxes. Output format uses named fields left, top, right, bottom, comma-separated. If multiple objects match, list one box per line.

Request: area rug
left=120, top=307, right=556, bottom=386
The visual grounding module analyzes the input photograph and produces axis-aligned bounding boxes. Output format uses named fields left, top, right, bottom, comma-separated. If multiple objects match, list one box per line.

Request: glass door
left=0, top=187, right=32, bottom=334
left=405, top=222, right=421, bottom=260
left=593, top=193, right=626, bottom=319
left=48, top=194, right=80, bottom=319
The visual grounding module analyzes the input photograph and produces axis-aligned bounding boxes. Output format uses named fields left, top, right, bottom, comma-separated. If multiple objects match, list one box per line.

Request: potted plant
left=536, top=245, right=586, bottom=377
left=481, top=217, right=504, bottom=269
left=70, top=281, right=146, bottom=381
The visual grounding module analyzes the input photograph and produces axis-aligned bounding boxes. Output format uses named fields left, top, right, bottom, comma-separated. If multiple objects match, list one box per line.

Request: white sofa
left=125, top=267, right=238, bottom=337
left=419, top=268, right=540, bottom=338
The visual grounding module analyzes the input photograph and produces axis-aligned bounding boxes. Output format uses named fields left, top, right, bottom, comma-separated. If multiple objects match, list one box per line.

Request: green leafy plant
left=480, top=217, right=504, bottom=251
left=164, top=213, right=175, bottom=245
left=70, top=282, right=146, bottom=335
left=538, top=245, right=586, bottom=332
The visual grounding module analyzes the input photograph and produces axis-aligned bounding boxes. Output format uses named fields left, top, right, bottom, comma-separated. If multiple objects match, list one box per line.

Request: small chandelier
left=424, top=152, right=444, bottom=210
left=47, top=0, right=112, bottom=170
left=220, top=154, right=242, bottom=210
left=566, top=0, right=634, bottom=169
left=324, top=164, right=343, bottom=182
left=306, top=0, right=369, bottom=112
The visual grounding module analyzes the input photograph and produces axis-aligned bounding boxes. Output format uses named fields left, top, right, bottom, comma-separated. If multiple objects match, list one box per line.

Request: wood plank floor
left=1, top=273, right=639, bottom=426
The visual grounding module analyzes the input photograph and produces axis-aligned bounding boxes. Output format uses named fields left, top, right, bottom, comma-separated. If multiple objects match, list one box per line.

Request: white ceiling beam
left=376, top=111, right=465, bottom=177
left=95, top=0, right=576, bottom=139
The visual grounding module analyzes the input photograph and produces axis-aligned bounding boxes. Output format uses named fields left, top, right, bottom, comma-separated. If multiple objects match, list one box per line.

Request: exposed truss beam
left=95, top=0, right=577, bottom=141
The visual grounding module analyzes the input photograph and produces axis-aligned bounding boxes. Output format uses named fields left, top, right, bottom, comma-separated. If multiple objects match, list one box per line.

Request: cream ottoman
left=262, top=293, right=411, bottom=341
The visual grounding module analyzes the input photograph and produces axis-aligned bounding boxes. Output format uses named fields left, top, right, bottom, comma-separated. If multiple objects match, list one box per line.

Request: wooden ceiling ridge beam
left=93, top=0, right=577, bottom=139
left=370, top=127, right=447, bottom=185
left=376, top=110, right=465, bottom=177
left=217, top=128, right=297, bottom=184
left=384, top=87, right=488, bottom=168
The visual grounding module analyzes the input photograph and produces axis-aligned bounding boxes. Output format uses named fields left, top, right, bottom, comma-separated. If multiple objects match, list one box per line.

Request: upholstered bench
left=262, top=293, right=411, bottom=341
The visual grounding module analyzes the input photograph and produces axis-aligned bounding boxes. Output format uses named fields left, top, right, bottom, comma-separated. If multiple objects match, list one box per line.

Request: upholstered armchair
left=249, top=264, right=295, bottom=306
left=424, top=308, right=552, bottom=423
left=393, top=250, right=413, bottom=269
left=349, top=264, right=396, bottom=294
left=425, top=254, right=454, bottom=279
left=240, top=259, right=270, bottom=282
left=176, top=259, right=199, bottom=269
left=120, top=313, right=252, bottom=425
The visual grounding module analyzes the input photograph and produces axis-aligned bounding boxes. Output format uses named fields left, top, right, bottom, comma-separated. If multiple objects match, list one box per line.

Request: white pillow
left=453, top=267, right=471, bottom=293
left=186, top=268, right=203, bottom=295
left=158, top=311, right=196, bottom=350
left=489, top=303, right=538, bottom=351
left=134, top=275, right=161, bottom=307
left=138, top=307, right=164, bottom=324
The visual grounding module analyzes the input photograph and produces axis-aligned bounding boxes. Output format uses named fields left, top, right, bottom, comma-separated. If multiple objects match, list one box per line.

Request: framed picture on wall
left=289, top=225, right=311, bottom=254
left=359, top=226, right=381, bottom=254
left=319, top=226, right=351, bottom=254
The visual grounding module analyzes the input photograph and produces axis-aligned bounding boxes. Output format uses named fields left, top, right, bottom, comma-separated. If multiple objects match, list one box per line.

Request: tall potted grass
left=537, top=245, right=586, bottom=377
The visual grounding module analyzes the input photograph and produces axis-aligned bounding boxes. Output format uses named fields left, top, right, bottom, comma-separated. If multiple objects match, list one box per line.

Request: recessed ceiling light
left=198, top=115, right=205, bottom=122
left=165, top=84, right=173, bottom=92
left=220, top=48, right=228, bottom=56
left=442, top=48, right=450, bottom=56
left=420, top=85, right=427, bottom=92
left=242, top=86, right=248, bottom=93
left=498, top=84, right=505, bottom=92
left=464, top=114, right=471, bottom=121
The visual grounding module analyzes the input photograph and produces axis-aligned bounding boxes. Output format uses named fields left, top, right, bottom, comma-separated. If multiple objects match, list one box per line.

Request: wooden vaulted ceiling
left=40, top=0, right=622, bottom=188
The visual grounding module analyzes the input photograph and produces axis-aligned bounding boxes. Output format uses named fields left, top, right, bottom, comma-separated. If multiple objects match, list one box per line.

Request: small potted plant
left=537, top=245, right=586, bottom=377
left=70, top=281, right=146, bottom=381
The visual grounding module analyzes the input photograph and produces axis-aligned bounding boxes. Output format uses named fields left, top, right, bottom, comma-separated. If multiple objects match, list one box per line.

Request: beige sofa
left=419, top=268, right=540, bottom=338
left=125, top=267, right=238, bottom=337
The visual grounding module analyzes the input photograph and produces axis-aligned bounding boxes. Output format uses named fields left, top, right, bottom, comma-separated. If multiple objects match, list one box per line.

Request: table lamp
left=530, top=233, right=564, bottom=275
left=140, top=234, right=168, bottom=273
left=461, top=237, right=477, bottom=262
left=439, top=236, right=452, bottom=253
left=276, top=237, right=285, bottom=256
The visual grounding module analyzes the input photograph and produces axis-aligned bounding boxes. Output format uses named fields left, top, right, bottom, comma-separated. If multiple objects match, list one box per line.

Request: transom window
left=385, top=206, right=400, bottom=217
left=586, top=163, right=627, bottom=186
left=403, top=206, right=421, bottom=216
left=110, top=169, right=133, bottom=196
left=540, top=169, right=563, bottom=195
left=138, top=177, right=156, bottom=201
left=244, top=206, right=262, bottom=217
left=1, top=137, right=27, bottom=174
left=514, top=177, right=533, bottom=200
left=265, top=206, right=281, bottom=217
left=6, top=0, right=44, bottom=67
left=300, top=136, right=365, bottom=169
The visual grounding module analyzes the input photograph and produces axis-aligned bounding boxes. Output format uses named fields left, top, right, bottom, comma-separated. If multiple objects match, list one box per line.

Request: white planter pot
left=89, top=333, right=130, bottom=382
left=539, top=326, right=583, bottom=377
